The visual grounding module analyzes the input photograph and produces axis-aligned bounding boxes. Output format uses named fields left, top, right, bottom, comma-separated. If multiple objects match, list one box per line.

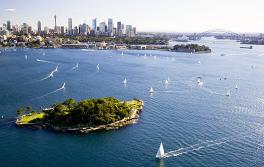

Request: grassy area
left=18, top=112, right=45, bottom=124
left=126, top=100, right=143, bottom=110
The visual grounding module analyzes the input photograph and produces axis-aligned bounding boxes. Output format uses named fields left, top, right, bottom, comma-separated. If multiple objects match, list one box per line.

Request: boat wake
left=41, top=65, right=59, bottom=81
left=163, top=134, right=245, bottom=159
left=36, top=59, right=56, bottom=64
left=72, top=63, right=79, bottom=70
left=36, top=82, right=66, bottom=99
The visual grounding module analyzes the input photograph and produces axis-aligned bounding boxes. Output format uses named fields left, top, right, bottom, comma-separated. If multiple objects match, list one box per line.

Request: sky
left=1, top=0, right=264, bottom=33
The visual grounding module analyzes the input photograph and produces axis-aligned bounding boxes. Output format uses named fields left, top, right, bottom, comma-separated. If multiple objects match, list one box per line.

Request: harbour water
left=0, top=38, right=263, bottom=166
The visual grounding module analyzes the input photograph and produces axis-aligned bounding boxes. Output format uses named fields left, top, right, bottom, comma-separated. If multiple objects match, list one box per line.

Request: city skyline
left=1, top=0, right=264, bottom=33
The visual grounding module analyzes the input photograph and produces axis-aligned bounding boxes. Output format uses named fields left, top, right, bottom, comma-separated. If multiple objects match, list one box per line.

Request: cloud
left=5, top=8, right=16, bottom=12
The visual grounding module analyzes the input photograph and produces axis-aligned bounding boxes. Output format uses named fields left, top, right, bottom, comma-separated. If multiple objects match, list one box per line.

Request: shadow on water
left=156, top=159, right=165, bottom=167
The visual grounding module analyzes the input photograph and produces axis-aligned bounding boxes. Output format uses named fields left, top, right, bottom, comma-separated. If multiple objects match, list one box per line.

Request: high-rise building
left=133, top=27, right=137, bottom=36
left=117, top=21, right=122, bottom=37
left=107, top=18, right=113, bottom=33
left=99, top=22, right=106, bottom=33
left=37, top=21, right=42, bottom=33
left=125, top=25, right=133, bottom=37
left=7, top=20, right=11, bottom=31
left=54, top=15, right=57, bottom=33
left=68, top=18, right=73, bottom=35
left=44, top=26, right=49, bottom=34
left=79, top=23, right=87, bottom=35
left=60, top=26, right=65, bottom=34
left=21, top=23, right=28, bottom=34
left=92, top=18, right=97, bottom=31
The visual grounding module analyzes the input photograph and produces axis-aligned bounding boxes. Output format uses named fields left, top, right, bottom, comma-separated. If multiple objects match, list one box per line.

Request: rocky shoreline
left=16, top=102, right=144, bottom=134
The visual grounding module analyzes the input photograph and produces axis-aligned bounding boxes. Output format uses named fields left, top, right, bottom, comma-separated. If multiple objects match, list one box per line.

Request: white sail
left=226, top=90, right=231, bottom=96
left=149, top=87, right=154, bottom=93
left=123, top=78, right=127, bottom=84
left=165, top=80, right=169, bottom=84
left=96, top=64, right=100, bottom=71
left=156, top=142, right=165, bottom=159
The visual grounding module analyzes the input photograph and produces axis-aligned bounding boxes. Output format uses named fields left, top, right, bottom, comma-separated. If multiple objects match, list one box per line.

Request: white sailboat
left=156, top=142, right=165, bottom=159
left=96, top=64, right=100, bottom=71
left=226, top=90, right=231, bottom=96
left=123, top=78, right=127, bottom=84
left=149, top=87, right=154, bottom=93
left=121, top=52, right=124, bottom=56
left=25, top=55, right=28, bottom=60
left=61, top=82, right=66, bottom=89
left=165, top=80, right=169, bottom=85
left=197, top=78, right=203, bottom=86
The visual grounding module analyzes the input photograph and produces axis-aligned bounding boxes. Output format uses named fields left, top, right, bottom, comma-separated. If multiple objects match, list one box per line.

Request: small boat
left=165, top=80, right=169, bottom=85
left=61, top=82, right=66, bottom=89
left=235, top=85, right=238, bottom=90
left=226, top=91, right=231, bottom=96
left=149, top=87, right=154, bottom=93
left=156, top=142, right=165, bottom=159
left=25, top=55, right=28, bottom=60
left=197, top=78, right=203, bottom=86
left=96, top=64, right=100, bottom=71
left=121, top=52, right=124, bottom=56
left=220, top=54, right=226, bottom=57
left=123, top=78, right=127, bottom=84
left=240, top=46, right=253, bottom=49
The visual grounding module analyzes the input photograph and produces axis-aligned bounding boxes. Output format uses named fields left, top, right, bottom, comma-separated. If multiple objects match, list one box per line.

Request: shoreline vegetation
left=171, top=44, right=211, bottom=53
left=0, top=35, right=211, bottom=53
left=16, top=97, right=144, bottom=134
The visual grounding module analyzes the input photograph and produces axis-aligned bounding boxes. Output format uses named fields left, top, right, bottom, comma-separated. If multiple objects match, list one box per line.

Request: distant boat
left=149, top=87, right=154, bottom=93
left=96, top=64, right=100, bottom=71
left=240, top=45, right=253, bottom=49
left=235, top=85, right=238, bottom=90
left=165, top=80, right=169, bottom=85
left=220, top=54, right=226, bottom=57
left=61, top=82, right=66, bottom=89
left=197, top=78, right=203, bottom=86
left=25, top=55, right=27, bottom=60
left=121, top=52, right=124, bottom=56
left=123, top=78, right=127, bottom=84
left=226, top=91, right=231, bottom=96
left=156, top=142, right=165, bottom=159
left=144, top=54, right=147, bottom=57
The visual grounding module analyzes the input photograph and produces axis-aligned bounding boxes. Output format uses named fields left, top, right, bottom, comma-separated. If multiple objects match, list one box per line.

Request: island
left=171, top=44, right=211, bottom=53
left=16, top=97, right=144, bottom=134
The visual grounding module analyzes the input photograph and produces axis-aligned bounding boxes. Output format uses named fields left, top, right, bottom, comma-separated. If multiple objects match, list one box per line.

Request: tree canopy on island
left=173, top=44, right=211, bottom=52
left=22, top=97, right=142, bottom=127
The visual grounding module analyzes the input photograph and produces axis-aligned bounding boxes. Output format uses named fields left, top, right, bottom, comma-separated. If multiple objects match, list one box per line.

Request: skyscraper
left=92, top=18, right=97, bottom=31
left=117, top=21, right=122, bottom=37
left=37, top=21, right=42, bottom=33
left=54, top=15, right=57, bottom=33
left=99, top=22, right=106, bottom=33
left=68, top=18, right=73, bottom=35
left=125, top=25, right=133, bottom=37
left=7, top=20, right=11, bottom=31
left=107, top=18, right=113, bottom=33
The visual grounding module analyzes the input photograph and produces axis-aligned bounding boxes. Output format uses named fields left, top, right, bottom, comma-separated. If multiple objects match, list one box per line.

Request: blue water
left=0, top=38, right=263, bottom=167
